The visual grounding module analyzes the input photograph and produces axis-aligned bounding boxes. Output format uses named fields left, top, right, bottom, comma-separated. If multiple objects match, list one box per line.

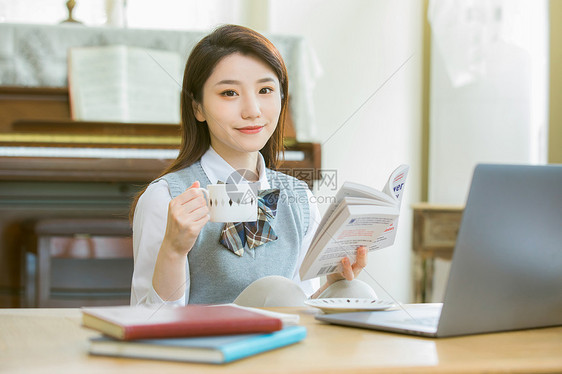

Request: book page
left=300, top=205, right=399, bottom=280
left=307, top=198, right=349, bottom=253
left=309, top=167, right=404, bottom=251
left=125, top=47, right=181, bottom=124
left=382, top=164, right=410, bottom=204
left=371, top=165, right=409, bottom=249
left=336, top=181, right=395, bottom=204
left=313, top=176, right=399, bottom=238
left=68, top=45, right=181, bottom=123
left=217, top=304, right=300, bottom=326
left=307, top=196, right=393, bottom=254
left=68, top=46, right=126, bottom=121
left=301, top=164, right=410, bottom=280
left=366, top=216, right=400, bottom=250
left=343, top=196, right=395, bottom=207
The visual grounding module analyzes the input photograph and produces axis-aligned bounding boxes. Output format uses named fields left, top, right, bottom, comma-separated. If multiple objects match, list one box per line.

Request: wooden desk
left=1, top=307, right=561, bottom=374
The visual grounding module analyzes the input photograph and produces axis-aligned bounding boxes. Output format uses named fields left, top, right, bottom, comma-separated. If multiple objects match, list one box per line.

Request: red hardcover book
left=81, top=305, right=283, bottom=341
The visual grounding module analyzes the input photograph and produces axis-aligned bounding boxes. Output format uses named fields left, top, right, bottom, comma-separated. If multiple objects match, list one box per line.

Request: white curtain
left=428, top=0, right=549, bottom=204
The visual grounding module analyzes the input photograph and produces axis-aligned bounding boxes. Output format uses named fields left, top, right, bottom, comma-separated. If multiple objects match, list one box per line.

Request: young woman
left=130, top=24, right=374, bottom=307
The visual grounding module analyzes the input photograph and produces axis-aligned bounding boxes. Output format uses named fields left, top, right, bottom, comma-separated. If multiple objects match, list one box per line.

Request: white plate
left=305, top=298, right=395, bottom=313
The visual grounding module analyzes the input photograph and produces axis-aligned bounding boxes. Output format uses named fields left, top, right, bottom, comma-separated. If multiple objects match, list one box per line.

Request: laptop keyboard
left=399, top=316, right=439, bottom=327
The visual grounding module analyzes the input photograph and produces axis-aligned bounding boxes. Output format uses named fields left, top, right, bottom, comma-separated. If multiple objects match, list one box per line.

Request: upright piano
left=0, top=86, right=321, bottom=307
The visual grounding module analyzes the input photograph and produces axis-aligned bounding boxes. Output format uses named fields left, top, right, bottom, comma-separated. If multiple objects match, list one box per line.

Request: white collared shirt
left=131, top=147, right=320, bottom=306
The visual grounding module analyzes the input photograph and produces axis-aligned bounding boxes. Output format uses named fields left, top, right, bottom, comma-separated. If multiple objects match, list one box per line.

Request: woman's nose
left=241, top=94, right=261, bottom=119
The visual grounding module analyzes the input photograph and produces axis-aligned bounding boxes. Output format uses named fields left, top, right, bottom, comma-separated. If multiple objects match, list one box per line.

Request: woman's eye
left=221, top=90, right=238, bottom=97
left=259, top=87, right=273, bottom=94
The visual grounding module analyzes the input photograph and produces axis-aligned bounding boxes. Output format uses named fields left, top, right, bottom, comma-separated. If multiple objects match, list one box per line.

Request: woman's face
left=194, top=52, right=282, bottom=158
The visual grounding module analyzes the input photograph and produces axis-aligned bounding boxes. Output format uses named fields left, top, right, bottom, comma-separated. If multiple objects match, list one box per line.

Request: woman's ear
left=192, top=100, right=206, bottom=122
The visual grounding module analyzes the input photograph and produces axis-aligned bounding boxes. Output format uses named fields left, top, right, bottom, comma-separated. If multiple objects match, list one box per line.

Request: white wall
left=269, top=0, right=423, bottom=302
left=428, top=0, right=549, bottom=205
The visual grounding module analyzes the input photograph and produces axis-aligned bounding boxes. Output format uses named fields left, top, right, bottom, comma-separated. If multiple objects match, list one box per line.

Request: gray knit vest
left=156, top=161, right=310, bottom=304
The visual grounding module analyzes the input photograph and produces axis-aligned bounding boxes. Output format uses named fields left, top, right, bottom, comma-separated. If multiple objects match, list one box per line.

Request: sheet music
left=68, top=47, right=124, bottom=121
left=124, top=48, right=181, bottom=123
left=68, top=45, right=181, bottom=124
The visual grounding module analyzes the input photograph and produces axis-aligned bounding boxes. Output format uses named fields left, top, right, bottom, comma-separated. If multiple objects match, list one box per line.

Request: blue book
left=89, top=326, right=306, bottom=364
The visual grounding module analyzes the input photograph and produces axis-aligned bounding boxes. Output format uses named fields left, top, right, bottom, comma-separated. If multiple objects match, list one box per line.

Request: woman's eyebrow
left=215, top=79, right=240, bottom=86
left=257, top=77, right=276, bottom=84
left=215, top=77, right=277, bottom=86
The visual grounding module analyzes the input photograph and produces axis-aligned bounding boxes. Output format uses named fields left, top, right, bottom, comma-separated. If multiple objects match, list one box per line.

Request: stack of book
left=82, top=304, right=306, bottom=364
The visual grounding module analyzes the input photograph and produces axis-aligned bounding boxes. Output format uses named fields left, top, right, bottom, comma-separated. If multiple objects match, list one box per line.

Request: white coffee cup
left=198, top=184, right=258, bottom=223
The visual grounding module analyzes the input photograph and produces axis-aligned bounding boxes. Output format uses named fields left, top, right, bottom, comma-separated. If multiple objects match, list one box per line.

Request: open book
left=68, top=45, right=181, bottom=124
left=300, top=165, right=409, bottom=280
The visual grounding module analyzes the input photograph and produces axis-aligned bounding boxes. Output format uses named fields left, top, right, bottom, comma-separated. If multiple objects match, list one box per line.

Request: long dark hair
left=130, top=24, right=289, bottom=221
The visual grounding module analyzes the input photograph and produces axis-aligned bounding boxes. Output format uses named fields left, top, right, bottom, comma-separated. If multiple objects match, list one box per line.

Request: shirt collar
left=200, top=146, right=270, bottom=189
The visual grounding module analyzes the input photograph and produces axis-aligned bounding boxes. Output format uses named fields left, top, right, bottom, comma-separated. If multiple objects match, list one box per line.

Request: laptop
left=316, top=164, right=562, bottom=338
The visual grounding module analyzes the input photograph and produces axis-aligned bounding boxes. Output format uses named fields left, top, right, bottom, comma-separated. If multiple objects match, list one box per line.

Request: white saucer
left=305, top=298, right=394, bottom=313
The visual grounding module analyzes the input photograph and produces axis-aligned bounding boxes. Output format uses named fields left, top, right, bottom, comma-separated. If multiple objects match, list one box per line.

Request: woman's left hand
left=311, top=246, right=368, bottom=299
left=326, top=245, right=368, bottom=284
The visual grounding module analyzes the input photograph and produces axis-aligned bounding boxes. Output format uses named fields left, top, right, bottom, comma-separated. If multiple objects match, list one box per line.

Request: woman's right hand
left=161, top=181, right=210, bottom=257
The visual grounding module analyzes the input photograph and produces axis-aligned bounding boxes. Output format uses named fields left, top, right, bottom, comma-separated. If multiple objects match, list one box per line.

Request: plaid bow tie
left=219, top=188, right=280, bottom=256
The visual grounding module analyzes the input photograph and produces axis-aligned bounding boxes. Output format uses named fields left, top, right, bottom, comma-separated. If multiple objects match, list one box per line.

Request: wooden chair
left=22, top=218, right=133, bottom=307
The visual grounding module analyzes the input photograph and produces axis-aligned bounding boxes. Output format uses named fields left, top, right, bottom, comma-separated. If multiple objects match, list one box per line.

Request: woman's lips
left=237, top=126, right=264, bottom=134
